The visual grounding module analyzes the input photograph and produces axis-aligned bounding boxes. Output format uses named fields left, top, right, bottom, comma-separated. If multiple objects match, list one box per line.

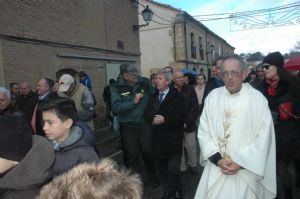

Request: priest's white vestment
left=195, top=83, right=276, bottom=199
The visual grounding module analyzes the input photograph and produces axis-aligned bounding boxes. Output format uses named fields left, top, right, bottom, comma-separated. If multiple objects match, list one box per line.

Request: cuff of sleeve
left=208, top=152, right=222, bottom=166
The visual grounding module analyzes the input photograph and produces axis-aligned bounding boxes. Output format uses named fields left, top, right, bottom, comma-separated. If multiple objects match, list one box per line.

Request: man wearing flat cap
left=0, top=116, right=54, bottom=198
left=110, top=64, right=159, bottom=187
left=58, top=74, right=95, bottom=130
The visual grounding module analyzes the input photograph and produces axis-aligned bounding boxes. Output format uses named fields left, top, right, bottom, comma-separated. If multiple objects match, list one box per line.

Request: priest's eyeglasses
left=221, top=70, right=241, bottom=78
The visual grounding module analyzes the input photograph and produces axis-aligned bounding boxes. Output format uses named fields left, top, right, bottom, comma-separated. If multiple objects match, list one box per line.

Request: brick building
left=0, top=0, right=140, bottom=113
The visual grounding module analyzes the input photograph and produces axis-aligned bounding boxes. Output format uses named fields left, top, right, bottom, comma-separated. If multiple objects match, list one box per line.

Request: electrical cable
left=192, top=1, right=300, bottom=17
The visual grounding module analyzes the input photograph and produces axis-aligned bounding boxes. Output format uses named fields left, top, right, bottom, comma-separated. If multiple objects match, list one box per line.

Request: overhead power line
left=192, top=1, right=300, bottom=21
left=192, top=1, right=300, bottom=18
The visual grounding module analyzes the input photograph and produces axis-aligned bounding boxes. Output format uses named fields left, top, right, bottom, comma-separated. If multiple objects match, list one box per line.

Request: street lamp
left=206, top=43, right=215, bottom=79
left=133, top=6, right=154, bottom=32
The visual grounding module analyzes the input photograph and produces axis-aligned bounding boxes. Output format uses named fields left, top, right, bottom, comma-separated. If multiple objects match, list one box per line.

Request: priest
left=195, top=54, right=276, bottom=199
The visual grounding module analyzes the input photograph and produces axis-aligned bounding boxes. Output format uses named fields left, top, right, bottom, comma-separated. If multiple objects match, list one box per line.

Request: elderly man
left=172, top=71, right=199, bottom=175
left=195, top=54, right=276, bottom=198
left=58, top=74, right=95, bottom=130
left=16, top=81, right=38, bottom=119
left=0, top=87, right=24, bottom=117
left=145, top=70, right=185, bottom=199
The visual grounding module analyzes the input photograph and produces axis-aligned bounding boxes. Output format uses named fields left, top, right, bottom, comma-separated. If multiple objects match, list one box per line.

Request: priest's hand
left=217, top=159, right=233, bottom=174
left=217, top=159, right=241, bottom=175
left=227, top=161, right=241, bottom=174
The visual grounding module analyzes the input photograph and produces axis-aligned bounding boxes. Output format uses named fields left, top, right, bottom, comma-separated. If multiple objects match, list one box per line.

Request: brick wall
left=0, top=0, right=141, bottom=115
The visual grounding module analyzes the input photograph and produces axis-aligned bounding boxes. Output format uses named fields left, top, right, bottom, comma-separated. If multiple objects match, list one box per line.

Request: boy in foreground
left=40, top=97, right=99, bottom=177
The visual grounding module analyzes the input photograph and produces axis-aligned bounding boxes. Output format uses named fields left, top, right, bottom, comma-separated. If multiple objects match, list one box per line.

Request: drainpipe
left=183, top=13, right=188, bottom=68
left=173, top=23, right=177, bottom=63
left=205, top=32, right=210, bottom=79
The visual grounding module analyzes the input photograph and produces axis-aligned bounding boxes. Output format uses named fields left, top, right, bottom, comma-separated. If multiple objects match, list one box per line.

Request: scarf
left=266, top=76, right=280, bottom=96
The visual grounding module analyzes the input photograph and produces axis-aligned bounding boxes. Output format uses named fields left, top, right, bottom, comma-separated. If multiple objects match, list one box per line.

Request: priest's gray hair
left=157, top=69, right=173, bottom=85
left=0, top=87, right=11, bottom=100
left=221, top=54, right=246, bottom=72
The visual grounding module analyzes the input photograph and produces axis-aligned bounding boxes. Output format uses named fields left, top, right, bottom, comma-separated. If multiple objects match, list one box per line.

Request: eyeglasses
left=221, top=70, right=241, bottom=78
left=262, top=64, right=271, bottom=70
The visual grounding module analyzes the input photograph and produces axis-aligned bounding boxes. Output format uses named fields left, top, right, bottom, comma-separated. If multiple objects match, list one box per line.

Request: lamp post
left=133, top=6, right=154, bottom=32
left=206, top=43, right=214, bottom=79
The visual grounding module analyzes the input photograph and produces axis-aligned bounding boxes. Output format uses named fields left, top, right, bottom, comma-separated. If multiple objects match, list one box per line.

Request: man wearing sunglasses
left=195, top=54, right=276, bottom=199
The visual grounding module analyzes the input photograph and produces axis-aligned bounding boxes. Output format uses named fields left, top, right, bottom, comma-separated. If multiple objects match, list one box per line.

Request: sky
left=153, top=0, right=300, bottom=55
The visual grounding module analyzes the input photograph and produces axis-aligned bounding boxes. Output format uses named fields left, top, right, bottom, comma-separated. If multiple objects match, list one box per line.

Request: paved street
left=95, top=127, right=203, bottom=199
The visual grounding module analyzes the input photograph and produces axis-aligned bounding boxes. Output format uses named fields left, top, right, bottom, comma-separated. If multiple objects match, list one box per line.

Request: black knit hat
left=0, top=116, right=33, bottom=162
left=262, top=51, right=284, bottom=67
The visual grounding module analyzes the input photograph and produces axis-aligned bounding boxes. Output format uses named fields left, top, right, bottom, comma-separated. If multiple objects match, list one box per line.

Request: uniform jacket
left=144, top=88, right=185, bottom=158
left=51, top=121, right=99, bottom=177
left=0, top=136, right=55, bottom=199
left=111, top=76, right=154, bottom=124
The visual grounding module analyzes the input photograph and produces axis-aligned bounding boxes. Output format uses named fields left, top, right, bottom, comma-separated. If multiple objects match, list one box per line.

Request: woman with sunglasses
left=262, top=51, right=300, bottom=199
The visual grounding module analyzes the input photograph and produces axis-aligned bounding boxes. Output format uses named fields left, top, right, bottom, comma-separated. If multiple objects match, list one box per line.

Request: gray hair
left=0, top=87, right=11, bottom=100
left=221, top=54, right=246, bottom=71
left=157, top=69, right=173, bottom=84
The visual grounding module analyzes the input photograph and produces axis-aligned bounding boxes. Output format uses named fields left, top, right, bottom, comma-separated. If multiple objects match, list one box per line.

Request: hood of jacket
left=0, top=135, right=55, bottom=190
left=52, top=121, right=95, bottom=151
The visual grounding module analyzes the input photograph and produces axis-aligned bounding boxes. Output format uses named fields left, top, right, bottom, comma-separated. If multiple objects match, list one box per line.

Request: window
left=199, top=37, right=204, bottom=60
left=191, top=33, right=196, bottom=59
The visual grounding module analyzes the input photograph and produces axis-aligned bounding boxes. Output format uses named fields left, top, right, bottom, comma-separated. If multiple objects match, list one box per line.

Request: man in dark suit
left=145, top=70, right=185, bottom=199
left=31, top=78, right=56, bottom=136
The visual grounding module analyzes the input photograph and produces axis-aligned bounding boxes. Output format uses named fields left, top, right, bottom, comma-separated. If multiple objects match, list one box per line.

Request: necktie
left=159, top=93, right=164, bottom=103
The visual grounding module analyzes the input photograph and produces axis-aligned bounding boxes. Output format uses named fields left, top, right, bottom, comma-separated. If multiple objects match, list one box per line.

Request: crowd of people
left=0, top=52, right=300, bottom=199
left=0, top=71, right=142, bottom=198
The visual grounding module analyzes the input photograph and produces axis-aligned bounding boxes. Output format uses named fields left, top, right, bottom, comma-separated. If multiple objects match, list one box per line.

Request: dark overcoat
left=35, top=92, right=57, bottom=136
left=144, top=88, right=185, bottom=159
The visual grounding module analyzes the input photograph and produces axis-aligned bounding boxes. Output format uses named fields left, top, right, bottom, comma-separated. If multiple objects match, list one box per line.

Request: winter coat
left=36, top=92, right=57, bottom=136
left=144, top=88, right=185, bottom=158
left=264, top=79, right=300, bottom=161
left=111, top=76, right=154, bottom=124
left=174, top=85, right=199, bottom=132
left=202, top=77, right=224, bottom=102
left=103, top=84, right=112, bottom=106
left=0, top=135, right=55, bottom=199
left=16, top=91, right=38, bottom=119
left=80, top=75, right=92, bottom=91
left=51, top=121, right=99, bottom=177
left=0, top=104, right=27, bottom=119
left=58, top=84, right=95, bottom=129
